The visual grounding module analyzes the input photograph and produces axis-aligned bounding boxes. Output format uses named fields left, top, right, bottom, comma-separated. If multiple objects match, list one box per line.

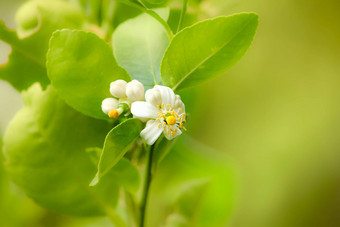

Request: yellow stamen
left=166, top=115, right=176, bottom=125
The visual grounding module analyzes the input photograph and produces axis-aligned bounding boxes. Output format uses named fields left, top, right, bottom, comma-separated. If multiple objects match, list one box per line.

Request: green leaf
left=2, top=83, right=124, bottom=217
left=0, top=21, right=47, bottom=91
left=106, top=158, right=141, bottom=193
left=91, top=118, right=143, bottom=186
left=161, top=13, right=259, bottom=91
left=47, top=29, right=131, bottom=120
left=0, top=0, right=84, bottom=91
left=113, top=8, right=169, bottom=88
left=111, top=3, right=141, bottom=29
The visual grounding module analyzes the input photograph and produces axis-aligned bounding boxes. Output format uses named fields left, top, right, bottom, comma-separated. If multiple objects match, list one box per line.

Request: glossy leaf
left=161, top=13, right=258, bottom=91
left=47, top=29, right=130, bottom=119
left=113, top=8, right=169, bottom=88
left=91, top=119, right=143, bottom=186
left=2, top=83, right=123, bottom=217
left=0, top=0, right=84, bottom=91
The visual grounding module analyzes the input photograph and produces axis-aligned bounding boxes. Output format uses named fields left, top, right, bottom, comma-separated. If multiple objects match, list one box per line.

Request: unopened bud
left=126, top=80, right=144, bottom=101
left=110, top=80, right=127, bottom=98
left=101, top=98, right=118, bottom=114
left=145, top=87, right=161, bottom=106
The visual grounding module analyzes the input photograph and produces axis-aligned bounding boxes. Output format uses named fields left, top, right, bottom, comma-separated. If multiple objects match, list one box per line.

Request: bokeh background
left=1, top=0, right=340, bottom=226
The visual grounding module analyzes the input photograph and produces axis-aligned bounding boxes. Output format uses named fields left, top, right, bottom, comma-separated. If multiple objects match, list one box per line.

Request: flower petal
left=155, top=85, right=176, bottom=106
left=164, top=125, right=182, bottom=140
left=141, top=120, right=163, bottom=145
left=131, top=101, right=159, bottom=119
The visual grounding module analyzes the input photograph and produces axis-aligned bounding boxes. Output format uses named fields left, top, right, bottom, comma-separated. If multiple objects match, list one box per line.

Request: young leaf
left=2, top=83, right=122, bottom=217
left=91, top=118, right=143, bottom=186
left=47, top=29, right=131, bottom=120
left=113, top=8, right=169, bottom=88
left=0, top=0, right=84, bottom=91
left=161, top=13, right=259, bottom=91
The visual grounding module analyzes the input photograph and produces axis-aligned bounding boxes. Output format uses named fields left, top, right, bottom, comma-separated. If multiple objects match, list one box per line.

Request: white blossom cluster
left=101, top=80, right=186, bottom=145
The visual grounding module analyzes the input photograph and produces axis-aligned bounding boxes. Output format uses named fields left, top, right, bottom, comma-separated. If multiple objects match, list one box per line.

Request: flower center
left=156, top=104, right=186, bottom=137
left=166, top=115, right=176, bottom=125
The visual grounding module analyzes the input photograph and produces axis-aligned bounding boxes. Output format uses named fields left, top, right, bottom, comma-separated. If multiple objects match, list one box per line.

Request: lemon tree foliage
left=113, top=9, right=169, bottom=88
left=161, top=13, right=258, bottom=91
left=0, top=0, right=258, bottom=226
left=0, top=0, right=84, bottom=91
left=3, top=84, right=117, bottom=216
left=91, top=119, right=143, bottom=186
left=47, top=30, right=130, bottom=120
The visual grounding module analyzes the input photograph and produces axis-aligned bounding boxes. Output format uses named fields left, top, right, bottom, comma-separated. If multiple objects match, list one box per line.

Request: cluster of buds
left=101, top=80, right=186, bottom=144
left=101, top=79, right=144, bottom=119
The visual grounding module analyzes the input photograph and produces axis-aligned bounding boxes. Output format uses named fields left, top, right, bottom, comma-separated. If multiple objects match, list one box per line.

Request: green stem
left=177, top=0, right=189, bottom=33
left=139, top=144, right=155, bottom=227
left=118, top=0, right=173, bottom=39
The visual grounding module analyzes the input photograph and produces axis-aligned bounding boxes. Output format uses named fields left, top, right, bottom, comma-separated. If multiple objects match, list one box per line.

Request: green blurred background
left=1, top=0, right=340, bottom=226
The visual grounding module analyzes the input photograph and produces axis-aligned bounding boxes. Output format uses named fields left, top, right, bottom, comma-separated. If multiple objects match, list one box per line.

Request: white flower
left=131, top=85, right=186, bottom=145
left=126, top=80, right=144, bottom=101
left=145, top=87, right=162, bottom=106
left=110, top=80, right=127, bottom=98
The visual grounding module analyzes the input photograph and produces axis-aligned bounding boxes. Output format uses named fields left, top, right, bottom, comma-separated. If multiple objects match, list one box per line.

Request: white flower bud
left=110, top=80, right=127, bottom=98
left=126, top=80, right=144, bottom=101
left=145, top=87, right=162, bottom=106
left=174, top=94, right=185, bottom=110
left=101, top=98, right=118, bottom=114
